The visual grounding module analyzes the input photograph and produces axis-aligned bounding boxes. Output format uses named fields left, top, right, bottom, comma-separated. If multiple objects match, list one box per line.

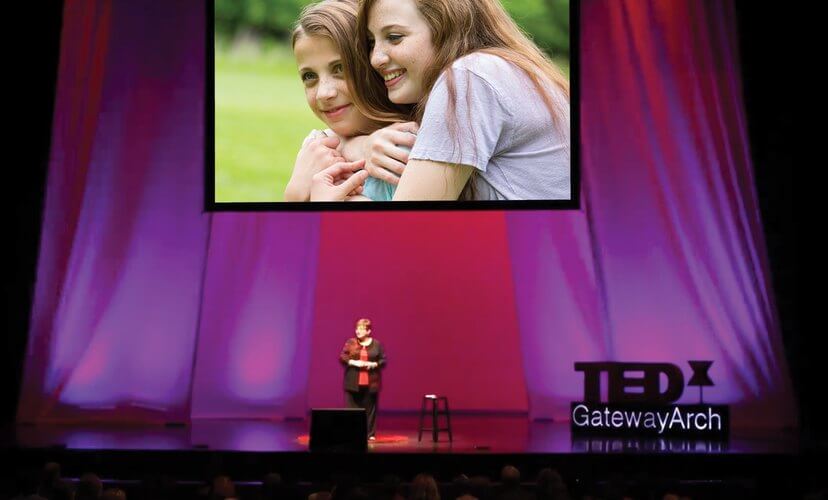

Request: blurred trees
left=215, top=0, right=569, bottom=57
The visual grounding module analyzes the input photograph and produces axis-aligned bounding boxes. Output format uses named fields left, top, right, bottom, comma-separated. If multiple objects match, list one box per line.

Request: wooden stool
left=417, top=395, right=453, bottom=443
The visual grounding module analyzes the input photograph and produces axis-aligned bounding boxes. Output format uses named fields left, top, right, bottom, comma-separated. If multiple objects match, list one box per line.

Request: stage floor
left=4, top=415, right=800, bottom=455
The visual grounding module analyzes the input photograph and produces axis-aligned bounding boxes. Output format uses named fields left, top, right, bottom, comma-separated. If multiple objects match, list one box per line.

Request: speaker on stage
left=309, top=408, right=367, bottom=452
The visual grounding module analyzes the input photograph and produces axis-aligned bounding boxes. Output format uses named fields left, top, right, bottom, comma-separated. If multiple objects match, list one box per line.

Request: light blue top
left=361, top=144, right=411, bottom=201
left=362, top=176, right=396, bottom=201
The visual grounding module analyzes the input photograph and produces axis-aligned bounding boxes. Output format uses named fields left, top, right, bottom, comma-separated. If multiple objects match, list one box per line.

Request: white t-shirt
left=409, top=52, right=570, bottom=200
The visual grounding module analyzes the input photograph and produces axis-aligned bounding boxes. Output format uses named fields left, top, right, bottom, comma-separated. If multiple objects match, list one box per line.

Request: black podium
left=309, top=408, right=367, bottom=452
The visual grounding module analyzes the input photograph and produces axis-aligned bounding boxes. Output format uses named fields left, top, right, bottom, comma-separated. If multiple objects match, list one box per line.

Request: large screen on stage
left=208, top=0, right=577, bottom=210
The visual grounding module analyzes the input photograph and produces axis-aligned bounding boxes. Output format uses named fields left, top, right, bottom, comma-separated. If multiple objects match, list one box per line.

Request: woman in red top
left=340, top=318, right=387, bottom=440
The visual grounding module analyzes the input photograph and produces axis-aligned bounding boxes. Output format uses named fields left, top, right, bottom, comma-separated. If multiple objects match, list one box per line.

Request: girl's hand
left=342, top=122, right=418, bottom=186
left=284, top=131, right=344, bottom=201
left=310, top=160, right=369, bottom=201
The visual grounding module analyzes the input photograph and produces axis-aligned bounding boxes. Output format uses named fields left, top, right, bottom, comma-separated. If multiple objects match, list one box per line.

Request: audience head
left=51, top=479, right=75, bottom=500
left=536, top=468, right=569, bottom=500
left=101, top=488, right=127, bottom=500
left=262, top=472, right=284, bottom=498
left=469, top=475, right=493, bottom=500
left=409, top=473, right=440, bottom=500
left=76, top=472, right=103, bottom=500
left=210, top=474, right=237, bottom=499
left=453, top=473, right=473, bottom=496
left=381, top=473, right=405, bottom=499
left=501, top=465, right=521, bottom=488
left=37, top=462, right=62, bottom=496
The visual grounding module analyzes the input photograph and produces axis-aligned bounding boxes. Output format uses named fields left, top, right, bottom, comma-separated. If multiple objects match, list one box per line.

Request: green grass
left=215, top=44, right=324, bottom=202
left=214, top=43, right=571, bottom=202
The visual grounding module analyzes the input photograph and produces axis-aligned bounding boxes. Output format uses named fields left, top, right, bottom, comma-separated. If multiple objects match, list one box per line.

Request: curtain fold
left=189, top=213, right=321, bottom=419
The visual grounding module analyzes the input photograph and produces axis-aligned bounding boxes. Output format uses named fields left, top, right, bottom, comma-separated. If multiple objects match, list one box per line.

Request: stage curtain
left=507, top=0, right=796, bottom=426
left=18, top=0, right=210, bottom=422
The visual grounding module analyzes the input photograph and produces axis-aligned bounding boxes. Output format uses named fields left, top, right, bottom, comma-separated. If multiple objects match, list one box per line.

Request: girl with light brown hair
left=286, top=0, right=418, bottom=202
left=310, top=0, right=570, bottom=201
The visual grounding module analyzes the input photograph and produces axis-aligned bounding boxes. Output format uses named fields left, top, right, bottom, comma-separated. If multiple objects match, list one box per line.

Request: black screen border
left=205, top=0, right=580, bottom=212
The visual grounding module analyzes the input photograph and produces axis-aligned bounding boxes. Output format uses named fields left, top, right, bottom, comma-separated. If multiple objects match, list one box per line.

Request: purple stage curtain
left=18, top=0, right=209, bottom=422
left=508, top=0, right=795, bottom=426
left=18, top=0, right=324, bottom=423
left=18, top=0, right=795, bottom=428
left=507, top=211, right=610, bottom=419
left=189, top=213, right=320, bottom=419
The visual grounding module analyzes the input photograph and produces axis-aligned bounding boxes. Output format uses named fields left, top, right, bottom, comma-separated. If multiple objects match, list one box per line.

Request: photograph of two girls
left=214, top=0, right=571, bottom=204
